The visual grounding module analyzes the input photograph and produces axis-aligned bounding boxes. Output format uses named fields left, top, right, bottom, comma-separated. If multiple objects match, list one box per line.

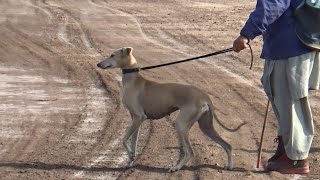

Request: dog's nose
left=97, top=62, right=111, bottom=69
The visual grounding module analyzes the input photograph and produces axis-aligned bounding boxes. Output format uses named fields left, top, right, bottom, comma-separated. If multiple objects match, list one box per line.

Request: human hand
left=233, top=35, right=249, bottom=52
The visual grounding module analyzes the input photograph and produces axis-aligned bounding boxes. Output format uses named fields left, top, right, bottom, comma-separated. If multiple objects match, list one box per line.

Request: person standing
left=233, top=0, right=320, bottom=174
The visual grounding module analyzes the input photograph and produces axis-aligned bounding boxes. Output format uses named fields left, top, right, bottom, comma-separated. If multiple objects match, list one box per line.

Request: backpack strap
left=294, top=0, right=320, bottom=49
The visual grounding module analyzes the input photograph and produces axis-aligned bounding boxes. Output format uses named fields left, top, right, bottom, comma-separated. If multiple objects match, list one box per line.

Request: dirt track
left=0, top=0, right=319, bottom=179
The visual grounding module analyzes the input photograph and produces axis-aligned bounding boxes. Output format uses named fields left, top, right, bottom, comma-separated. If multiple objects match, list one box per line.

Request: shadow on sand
left=0, top=161, right=268, bottom=174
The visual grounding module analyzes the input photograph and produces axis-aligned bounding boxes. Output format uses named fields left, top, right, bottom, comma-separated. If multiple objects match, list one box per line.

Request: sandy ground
left=0, top=0, right=320, bottom=179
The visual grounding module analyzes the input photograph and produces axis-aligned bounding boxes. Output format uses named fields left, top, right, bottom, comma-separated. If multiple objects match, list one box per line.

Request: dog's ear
left=125, top=47, right=133, bottom=56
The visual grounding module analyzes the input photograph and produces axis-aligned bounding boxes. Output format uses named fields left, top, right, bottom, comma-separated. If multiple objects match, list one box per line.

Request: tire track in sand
left=23, top=0, right=53, bottom=21
left=41, top=1, right=129, bottom=179
left=43, top=0, right=101, bottom=57
left=1, top=2, right=119, bottom=179
left=0, top=66, right=82, bottom=160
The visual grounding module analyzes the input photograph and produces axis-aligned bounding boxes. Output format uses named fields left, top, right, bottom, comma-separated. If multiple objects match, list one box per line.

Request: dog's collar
left=122, top=67, right=141, bottom=74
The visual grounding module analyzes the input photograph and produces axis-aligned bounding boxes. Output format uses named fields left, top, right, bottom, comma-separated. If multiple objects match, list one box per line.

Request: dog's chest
left=122, top=86, right=140, bottom=109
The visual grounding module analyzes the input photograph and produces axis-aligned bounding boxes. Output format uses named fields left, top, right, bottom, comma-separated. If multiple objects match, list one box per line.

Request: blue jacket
left=240, top=0, right=312, bottom=60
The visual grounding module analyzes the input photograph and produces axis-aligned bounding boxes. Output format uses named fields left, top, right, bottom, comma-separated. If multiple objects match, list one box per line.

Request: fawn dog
left=97, top=47, right=245, bottom=172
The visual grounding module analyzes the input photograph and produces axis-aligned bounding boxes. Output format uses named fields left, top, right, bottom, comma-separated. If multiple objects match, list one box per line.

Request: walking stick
left=257, top=100, right=270, bottom=168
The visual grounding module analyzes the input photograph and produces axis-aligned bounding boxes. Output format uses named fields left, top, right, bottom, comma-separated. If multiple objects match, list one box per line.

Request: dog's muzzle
left=97, top=63, right=111, bottom=69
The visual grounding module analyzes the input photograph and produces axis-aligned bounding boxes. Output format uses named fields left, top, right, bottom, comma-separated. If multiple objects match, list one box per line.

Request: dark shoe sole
left=267, top=166, right=310, bottom=174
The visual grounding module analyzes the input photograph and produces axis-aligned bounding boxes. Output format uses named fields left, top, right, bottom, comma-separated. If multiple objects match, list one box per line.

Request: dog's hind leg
left=169, top=108, right=202, bottom=173
left=198, top=110, right=233, bottom=170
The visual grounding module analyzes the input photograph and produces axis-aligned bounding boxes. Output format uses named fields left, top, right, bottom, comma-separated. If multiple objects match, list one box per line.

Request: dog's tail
left=207, top=102, right=246, bottom=132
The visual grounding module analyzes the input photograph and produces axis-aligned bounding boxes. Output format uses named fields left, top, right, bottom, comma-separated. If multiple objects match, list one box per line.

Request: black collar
left=122, top=67, right=141, bottom=74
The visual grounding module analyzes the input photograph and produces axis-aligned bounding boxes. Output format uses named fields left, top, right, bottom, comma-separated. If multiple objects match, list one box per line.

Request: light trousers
left=261, top=51, right=319, bottom=160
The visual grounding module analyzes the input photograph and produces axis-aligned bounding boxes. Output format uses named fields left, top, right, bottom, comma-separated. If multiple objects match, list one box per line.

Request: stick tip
left=256, top=159, right=262, bottom=168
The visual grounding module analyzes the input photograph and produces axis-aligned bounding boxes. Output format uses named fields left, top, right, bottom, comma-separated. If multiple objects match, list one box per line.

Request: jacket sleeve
left=240, top=0, right=292, bottom=40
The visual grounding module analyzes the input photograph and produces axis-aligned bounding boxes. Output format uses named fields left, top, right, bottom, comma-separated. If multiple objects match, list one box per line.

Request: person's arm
left=233, top=0, right=292, bottom=52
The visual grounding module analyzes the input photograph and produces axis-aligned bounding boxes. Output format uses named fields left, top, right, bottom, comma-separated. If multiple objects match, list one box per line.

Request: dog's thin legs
left=128, top=113, right=140, bottom=157
left=198, top=112, right=233, bottom=169
left=130, top=127, right=140, bottom=157
left=169, top=120, right=193, bottom=172
left=123, top=115, right=145, bottom=167
left=169, top=110, right=200, bottom=172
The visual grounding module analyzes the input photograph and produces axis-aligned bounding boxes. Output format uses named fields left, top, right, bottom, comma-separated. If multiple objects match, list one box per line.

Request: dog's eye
left=110, top=54, right=115, bottom=58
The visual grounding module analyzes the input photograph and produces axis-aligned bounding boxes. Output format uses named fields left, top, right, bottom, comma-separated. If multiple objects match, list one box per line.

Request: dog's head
left=97, top=47, right=136, bottom=69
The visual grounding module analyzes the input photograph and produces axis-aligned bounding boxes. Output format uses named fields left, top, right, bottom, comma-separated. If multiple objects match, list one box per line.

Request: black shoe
left=268, top=136, right=285, bottom=163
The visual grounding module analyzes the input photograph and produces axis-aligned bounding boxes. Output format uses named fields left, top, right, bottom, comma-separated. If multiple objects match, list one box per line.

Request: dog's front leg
left=123, top=114, right=145, bottom=167
left=130, top=126, right=140, bottom=157
left=128, top=113, right=141, bottom=158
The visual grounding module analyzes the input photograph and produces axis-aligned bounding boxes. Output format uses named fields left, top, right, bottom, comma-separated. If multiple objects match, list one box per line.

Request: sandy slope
left=0, top=0, right=319, bottom=179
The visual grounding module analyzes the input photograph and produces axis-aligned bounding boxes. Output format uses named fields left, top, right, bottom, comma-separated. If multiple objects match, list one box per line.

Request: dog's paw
left=129, top=159, right=135, bottom=166
left=125, top=165, right=130, bottom=169
left=223, top=165, right=233, bottom=170
left=168, top=166, right=180, bottom=173
left=125, top=161, right=134, bottom=169
left=126, top=155, right=135, bottom=168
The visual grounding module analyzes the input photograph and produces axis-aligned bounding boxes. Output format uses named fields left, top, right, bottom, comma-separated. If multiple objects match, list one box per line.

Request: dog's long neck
left=121, top=60, right=144, bottom=86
